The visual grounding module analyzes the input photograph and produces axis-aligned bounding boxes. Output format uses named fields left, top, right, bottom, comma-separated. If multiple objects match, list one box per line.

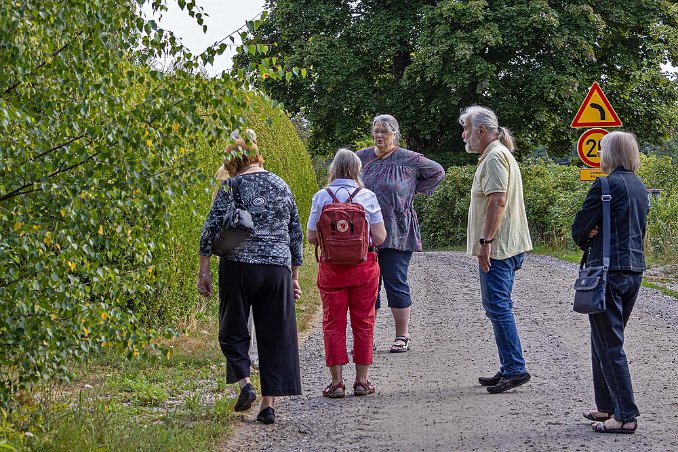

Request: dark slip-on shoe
left=487, top=372, right=531, bottom=394
left=257, top=407, right=276, bottom=425
left=478, top=372, right=502, bottom=387
left=233, top=383, right=256, bottom=412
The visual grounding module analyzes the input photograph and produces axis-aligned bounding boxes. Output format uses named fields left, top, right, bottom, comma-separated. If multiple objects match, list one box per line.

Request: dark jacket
left=571, top=168, right=649, bottom=272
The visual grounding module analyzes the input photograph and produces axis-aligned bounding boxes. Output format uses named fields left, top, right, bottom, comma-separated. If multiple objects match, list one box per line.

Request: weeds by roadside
left=5, top=247, right=321, bottom=451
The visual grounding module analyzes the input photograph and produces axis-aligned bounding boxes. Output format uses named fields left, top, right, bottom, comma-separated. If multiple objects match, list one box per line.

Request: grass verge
left=19, top=246, right=321, bottom=452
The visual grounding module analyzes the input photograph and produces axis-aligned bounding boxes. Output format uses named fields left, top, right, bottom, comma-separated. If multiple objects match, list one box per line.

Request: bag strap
left=599, top=176, right=611, bottom=270
left=227, top=177, right=246, bottom=208
left=325, top=186, right=361, bottom=203
left=348, top=187, right=361, bottom=202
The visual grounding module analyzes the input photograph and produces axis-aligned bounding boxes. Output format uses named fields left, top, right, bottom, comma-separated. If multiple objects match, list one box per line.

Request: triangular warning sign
left=571, top=82, right=622, bottom=128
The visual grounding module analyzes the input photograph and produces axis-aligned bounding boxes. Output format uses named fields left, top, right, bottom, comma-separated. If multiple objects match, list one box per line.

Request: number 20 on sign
left=577, top=128, right=608, bottom=168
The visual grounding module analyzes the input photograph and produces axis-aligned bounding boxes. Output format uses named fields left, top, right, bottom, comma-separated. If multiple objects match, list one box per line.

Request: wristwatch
left=479, top=237, right=495, bottom=245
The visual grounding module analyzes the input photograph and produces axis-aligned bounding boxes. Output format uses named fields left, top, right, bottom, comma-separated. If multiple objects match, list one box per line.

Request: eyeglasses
left=372, top=129, right=393, bottom=136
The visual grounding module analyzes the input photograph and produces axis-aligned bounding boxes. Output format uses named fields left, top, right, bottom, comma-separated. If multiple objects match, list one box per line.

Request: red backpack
left=315, top=187, right=369, bottom=265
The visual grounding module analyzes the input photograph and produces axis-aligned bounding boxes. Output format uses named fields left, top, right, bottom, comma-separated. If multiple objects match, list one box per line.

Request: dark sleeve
left=199, top=181, right=234, bottom=256
left=288, top=194, right=304, bottom=266
left=414, top=153, right=445, bottom=195
left=571, top=178, right=602, bottom=251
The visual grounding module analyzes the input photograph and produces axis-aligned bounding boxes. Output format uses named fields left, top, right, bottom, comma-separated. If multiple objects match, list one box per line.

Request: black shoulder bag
left=211, top=178, right=254, bottom=257
left=573, top=176, right=610, bottom=314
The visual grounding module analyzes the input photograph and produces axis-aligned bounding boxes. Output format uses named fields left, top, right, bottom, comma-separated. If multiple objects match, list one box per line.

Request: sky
left=145, top=0, right=267, bottom=76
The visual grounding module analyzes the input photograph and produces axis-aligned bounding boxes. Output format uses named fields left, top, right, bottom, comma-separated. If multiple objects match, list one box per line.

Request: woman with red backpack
left=307, top=148, right=387, bottom=398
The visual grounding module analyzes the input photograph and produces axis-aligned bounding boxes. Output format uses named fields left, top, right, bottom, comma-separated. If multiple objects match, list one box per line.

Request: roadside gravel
left=222, top=251, right=678, bottom=451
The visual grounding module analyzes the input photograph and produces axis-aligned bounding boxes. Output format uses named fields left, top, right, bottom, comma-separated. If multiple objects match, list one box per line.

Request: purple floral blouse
left=356, top=146, right=445, bottom=251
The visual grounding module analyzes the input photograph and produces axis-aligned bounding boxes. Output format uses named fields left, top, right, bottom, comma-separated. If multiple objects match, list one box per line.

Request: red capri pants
left=318, top=252, right=380, bottom=367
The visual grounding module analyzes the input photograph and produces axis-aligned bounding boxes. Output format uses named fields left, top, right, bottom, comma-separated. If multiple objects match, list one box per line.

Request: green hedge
left=418, top=156, right=677, bottom=261
left=138, top=98, right=318, bottom=328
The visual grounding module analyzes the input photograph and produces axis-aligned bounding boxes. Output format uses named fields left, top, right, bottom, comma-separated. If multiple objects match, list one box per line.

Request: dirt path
left=222, top=251, right=678, bottom=451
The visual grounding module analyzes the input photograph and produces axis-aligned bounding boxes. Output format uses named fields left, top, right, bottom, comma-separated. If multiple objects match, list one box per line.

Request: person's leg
left=478, top=253, right=527, bottom=376
left=356, top=364, right=369, bottom=382
left=589, top=332, right=614, bottom=416
left=251, top=265, right=302, bottom=398
left=588, top=272, right=641, bottom=424
left=319, top=262, right=351, bottom=370
left=217, top=259, right=252, bottom=384
left=248, top=307, right=259, bottom=370
left=349, top=255, right=379, bottom=367
left=379, top=248, right=414, bottom=341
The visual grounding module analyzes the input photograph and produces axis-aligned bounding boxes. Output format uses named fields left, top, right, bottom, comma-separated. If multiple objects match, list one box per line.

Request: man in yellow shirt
left=459, top=106, right=533, bottom=394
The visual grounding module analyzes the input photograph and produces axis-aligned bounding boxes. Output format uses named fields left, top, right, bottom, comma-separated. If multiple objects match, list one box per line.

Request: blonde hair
left=458, top=105, right=515, bottom=152
left=223, top=138, right=264, bottom=177
left=599, top=131, right=640, bottom=174
left=327, top=148, right=364, bottom=187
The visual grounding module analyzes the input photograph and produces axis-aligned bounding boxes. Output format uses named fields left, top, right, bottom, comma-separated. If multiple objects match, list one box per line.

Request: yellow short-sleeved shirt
left=467, top=140, right=532, bottom=259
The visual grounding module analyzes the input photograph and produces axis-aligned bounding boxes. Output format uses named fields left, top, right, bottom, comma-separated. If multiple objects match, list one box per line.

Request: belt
left=368, top=246, right=377, bottom=252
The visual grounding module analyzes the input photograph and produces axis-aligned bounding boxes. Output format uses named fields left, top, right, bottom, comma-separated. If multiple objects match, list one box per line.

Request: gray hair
left=599, top=131, right=640, bottom=174
left=458, top=105, right=515, bottom=152
left=328, top=148, right=364, bottom=187
left=371, top=114, right=401, bottom=146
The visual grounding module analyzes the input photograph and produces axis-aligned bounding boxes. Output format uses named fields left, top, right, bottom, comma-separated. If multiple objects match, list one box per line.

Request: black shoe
left=478, top=372, right=502, bottom=387
left=233, top=383, right=256, bottom=412
left=256, top=407, right=275, bottom=425
left=486, top=372, right=531, bottom=394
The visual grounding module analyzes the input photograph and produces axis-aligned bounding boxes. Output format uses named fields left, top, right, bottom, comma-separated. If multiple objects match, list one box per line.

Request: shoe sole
left=233, top=391, right=256, bottom=412
left=486, top=376, right=531, bottom=394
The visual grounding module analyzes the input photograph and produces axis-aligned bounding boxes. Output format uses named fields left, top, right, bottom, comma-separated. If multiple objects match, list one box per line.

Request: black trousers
left=218, top=258, right=302, bottom=396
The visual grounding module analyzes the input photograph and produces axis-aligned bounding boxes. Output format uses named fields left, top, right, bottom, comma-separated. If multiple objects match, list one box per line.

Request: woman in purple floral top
left=356, top=114, right=445, bottom=353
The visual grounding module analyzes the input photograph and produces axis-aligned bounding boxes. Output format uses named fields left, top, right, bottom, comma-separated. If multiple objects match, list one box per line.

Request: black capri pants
left=218, top=258, right=302, bottom=396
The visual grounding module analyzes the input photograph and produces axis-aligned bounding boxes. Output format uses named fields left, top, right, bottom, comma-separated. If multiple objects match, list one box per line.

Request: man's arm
left=478, top=192, right=507, bottom=273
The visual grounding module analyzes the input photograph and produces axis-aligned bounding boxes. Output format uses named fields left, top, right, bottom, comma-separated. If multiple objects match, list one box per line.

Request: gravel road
left=222, top=251, right=678, bottom=451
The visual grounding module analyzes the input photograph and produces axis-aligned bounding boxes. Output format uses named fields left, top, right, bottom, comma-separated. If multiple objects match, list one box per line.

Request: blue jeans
left=478, top=253, right=527, bottom=377
left=375, top=248, right=413, bottom=309
left=589, top=271, right=642, bottom=422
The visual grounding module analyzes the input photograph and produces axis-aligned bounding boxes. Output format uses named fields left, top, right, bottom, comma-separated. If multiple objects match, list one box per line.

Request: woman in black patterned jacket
left=197, top=138, right=303, bottom=425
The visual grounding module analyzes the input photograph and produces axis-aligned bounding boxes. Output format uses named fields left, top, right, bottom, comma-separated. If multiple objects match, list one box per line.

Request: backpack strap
left=348, top=187, right=361, bottom=202
left=325, top=186, right=361, bottom=203
left=325, top=188, right=340, bottom=203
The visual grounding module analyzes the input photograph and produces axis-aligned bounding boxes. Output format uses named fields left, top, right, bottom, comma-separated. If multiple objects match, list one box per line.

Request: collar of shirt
left=329, top=178, right=358, bottom=188
left=478, top=140, right=504, bottom=163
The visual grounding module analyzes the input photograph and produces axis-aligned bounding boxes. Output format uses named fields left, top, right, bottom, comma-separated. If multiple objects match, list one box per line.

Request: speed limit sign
left=577, top=128, right=609, bottom=168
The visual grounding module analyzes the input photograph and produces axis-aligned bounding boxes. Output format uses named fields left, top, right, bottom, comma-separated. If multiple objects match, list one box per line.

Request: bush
left=142, top=97, right=318, bottom=329
left=418, top=158, right=678, bottom=261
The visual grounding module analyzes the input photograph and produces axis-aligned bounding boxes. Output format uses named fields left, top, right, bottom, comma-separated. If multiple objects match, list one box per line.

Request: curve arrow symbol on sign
left=590, top=103, right=606, bottom=120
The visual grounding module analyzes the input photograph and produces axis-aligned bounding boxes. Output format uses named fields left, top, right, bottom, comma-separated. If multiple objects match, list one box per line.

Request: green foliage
left=0, top=0, right=284, bottom=413
left=245, top=0, right=678, bottom=160
left=418, top=159, right=678, bottom=261
left=418, top=165, right=475, bottom=249
left=143, top=96, right=318, bottom=328
left=638, top=154, right=678, bottom=259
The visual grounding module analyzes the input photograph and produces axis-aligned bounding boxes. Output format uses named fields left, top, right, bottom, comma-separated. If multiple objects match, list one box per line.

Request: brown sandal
left=322, top=381, right=346, bottom=398
left=353, top=380, right=376, bottom=396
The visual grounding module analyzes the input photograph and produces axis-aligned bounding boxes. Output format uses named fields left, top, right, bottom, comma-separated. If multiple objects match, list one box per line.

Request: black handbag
left=211, top=178, right=254, bottom=257
left=573, top=176, right=610, bottom=314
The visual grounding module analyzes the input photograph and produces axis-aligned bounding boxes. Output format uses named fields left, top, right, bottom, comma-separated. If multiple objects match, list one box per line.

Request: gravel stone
left=222, top=251, right=678, bottom=451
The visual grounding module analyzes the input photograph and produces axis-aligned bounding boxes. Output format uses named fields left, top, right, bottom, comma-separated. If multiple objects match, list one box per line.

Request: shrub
left=142, top=96, right=318, bottom=329
left=418, top=158, right=677, bottom=261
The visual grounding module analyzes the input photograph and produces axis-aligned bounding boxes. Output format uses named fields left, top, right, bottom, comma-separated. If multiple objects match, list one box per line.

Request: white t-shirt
left=307, top=179, right=383, bottom=241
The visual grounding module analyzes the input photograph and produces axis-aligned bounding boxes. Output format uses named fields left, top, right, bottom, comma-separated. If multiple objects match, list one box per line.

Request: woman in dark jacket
left=571, top=131, right=649, bottom=434
left=197, top=138, right=303, bottom=425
